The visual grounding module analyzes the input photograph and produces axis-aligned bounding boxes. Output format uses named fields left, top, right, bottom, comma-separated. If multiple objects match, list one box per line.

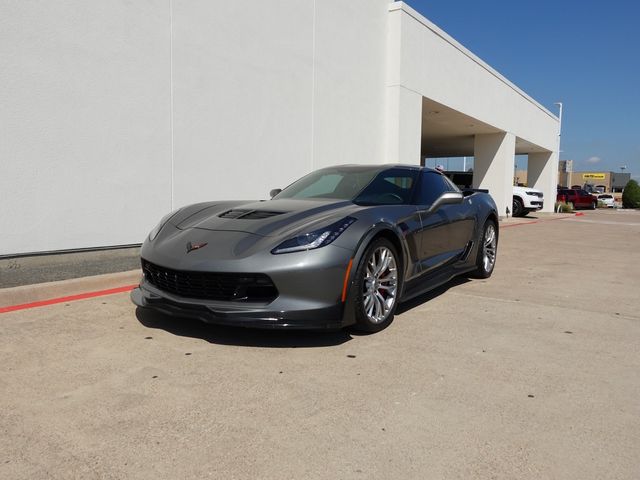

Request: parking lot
left=1, top=209, right=639, bottom=479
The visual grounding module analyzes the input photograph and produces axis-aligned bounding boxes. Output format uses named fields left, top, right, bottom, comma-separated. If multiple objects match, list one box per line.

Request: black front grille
left=141, top=260, right=278, bottom=303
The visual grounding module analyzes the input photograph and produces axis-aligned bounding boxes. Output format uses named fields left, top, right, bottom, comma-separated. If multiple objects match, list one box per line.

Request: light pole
left=619, top=166, right=627, bottom=193
left=554, top=102, right=565, bottom=187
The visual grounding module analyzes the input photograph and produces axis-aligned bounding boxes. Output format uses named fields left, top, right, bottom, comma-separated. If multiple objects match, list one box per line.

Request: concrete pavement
left=1, top=209, right=639, bottom=479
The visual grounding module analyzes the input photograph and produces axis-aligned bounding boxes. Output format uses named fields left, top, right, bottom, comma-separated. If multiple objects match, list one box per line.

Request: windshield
left=274, top=167, right=382, bottom=201
left=274, top=167, right=419, bottom=205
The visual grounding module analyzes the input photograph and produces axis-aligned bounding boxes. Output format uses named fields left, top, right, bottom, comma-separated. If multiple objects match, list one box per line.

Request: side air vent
left=219, top=209, right=284, bottom=220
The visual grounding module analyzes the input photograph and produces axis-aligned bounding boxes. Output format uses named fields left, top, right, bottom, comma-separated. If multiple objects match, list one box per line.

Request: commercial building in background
left=513, top=163, right=630, bottom=193
left=555, top=161, right=631, bottom=192
left=1, top=1, right=559, bottom=256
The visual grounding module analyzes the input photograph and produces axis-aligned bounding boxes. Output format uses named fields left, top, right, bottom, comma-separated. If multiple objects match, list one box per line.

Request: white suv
left=512, top=186, right=544, bottom=217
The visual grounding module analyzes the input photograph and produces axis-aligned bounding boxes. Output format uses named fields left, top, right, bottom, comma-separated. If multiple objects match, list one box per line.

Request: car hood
left=172, top=198, right=360, bottom=237
left=513, top=186, right=542, bottom=194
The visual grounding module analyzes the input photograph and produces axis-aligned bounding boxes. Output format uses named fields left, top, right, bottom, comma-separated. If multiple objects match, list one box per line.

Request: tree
left=622, top=179, right=640, bottom=209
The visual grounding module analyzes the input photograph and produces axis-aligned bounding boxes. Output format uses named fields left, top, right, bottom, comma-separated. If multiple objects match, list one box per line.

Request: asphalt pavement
left=0, top=246, right=140, bottom=288
left=1, top=209, right=639, bottom=479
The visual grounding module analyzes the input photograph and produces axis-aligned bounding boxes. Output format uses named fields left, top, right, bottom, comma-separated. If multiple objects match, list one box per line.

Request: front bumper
left=131, top=280, right=346, bottom=330
left=524, top=199, right=544, bottom=210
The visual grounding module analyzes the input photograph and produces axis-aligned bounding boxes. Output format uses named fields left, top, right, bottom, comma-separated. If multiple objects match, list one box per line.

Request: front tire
left=352, top=238, right=400, bottom=333
left=472, top=220, right=498, bottom=279
left=512, top=197, right=524, bottom=217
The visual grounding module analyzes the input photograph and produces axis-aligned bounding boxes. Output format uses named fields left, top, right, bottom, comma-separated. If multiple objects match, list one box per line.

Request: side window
left=415, top=172, right=451, bottom=206
left=354, top=169, right=418, bottom=205
left=442, top=175, right=461, bottom=192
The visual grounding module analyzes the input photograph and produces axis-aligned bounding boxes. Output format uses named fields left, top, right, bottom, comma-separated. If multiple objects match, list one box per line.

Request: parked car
left=512, top=186, right=544, bottom=217
left=557, top=188, right=597, bottom=209
left=132, top=165, right=499, bottom=333
left=597, top=194, right=615, bottom=208
left=437, top=172, right=543, bottom=218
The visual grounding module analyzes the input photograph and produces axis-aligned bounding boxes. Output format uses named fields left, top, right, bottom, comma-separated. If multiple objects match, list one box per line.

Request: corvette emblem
left=186, top=242, right=208, bottom=253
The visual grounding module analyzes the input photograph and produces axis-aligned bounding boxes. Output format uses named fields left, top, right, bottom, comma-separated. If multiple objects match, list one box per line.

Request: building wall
left=1, top=1, right=558, bottom=256
left=1, top=0, right=390, bottom=256
left=171, top=0, right=390, bottom=208
left=1, top=0, right=172, bottom=255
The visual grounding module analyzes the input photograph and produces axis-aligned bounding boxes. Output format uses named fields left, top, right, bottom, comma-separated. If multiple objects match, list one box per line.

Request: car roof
left=322, top=164, right=438, bottom=174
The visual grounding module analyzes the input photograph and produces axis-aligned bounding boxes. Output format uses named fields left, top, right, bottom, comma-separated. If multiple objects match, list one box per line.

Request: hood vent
left=219, top=209, right=249, bottom=219
left=219, top=209, right=284, bottom=220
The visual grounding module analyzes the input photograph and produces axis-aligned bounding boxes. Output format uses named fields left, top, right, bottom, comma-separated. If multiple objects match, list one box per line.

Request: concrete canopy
left=386, top=2, right=560, bottom=217
left=421, top=98, right=551, bottom=158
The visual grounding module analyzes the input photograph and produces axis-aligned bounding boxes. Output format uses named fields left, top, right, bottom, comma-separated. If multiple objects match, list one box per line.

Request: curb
left=0, top=269, right=141, bottom=309
left=500, top=213, right=575, bottom=228
left=500, top=213, right=573, bottom=224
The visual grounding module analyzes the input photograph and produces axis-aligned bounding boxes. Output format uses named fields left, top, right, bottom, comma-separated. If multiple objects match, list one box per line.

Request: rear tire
left=512, top=197, right=524, bottom=217
left=472, top=220, right=498, bottom=279
left=352, top=238, right=400, bottom=333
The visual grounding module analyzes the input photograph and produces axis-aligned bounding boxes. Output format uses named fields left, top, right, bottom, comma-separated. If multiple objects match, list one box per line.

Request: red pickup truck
left=557, top=189, right=597, bottom=209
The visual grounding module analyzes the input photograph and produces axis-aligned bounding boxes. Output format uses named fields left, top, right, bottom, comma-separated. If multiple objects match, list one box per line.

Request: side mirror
left=427, top=191, right=463, bottom=213
left=269, top=188, right=282, bottom=198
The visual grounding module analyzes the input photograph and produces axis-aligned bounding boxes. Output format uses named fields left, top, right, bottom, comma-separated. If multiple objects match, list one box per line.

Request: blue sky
left=407, top=0, right=639, bottom=179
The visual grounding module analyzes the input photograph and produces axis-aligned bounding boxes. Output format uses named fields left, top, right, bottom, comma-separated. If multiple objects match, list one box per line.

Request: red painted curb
left=0, top=284, right=138, bottom=314
left=501, top=220, right=539, bottom=228
left=501, top=214, right=576, bottom=229
left=548, top=215, right=576, bottom=221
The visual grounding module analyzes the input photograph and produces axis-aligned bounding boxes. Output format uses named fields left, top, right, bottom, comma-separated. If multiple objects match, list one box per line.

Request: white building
left=0, top=1, right=559, bottom=256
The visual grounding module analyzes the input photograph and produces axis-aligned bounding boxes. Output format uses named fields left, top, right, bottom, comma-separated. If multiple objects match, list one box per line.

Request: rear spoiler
left=442, top=171, right=488, bottom=195
left=462, top=188, right=489, bottom=196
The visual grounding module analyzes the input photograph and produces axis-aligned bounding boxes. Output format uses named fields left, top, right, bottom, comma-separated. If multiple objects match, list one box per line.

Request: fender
left=468, top=207, right=499, bottom=264
left=341, top=221, right=409, bottom=327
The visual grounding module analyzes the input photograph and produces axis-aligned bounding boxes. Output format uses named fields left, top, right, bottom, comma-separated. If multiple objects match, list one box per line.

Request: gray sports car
left=131, top=164, right=499, bottom=332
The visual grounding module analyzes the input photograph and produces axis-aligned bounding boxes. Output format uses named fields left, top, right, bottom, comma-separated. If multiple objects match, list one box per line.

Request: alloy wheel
left=482, top=223, right=497, bottom=272
left=362, top=246, right=398, bottom=324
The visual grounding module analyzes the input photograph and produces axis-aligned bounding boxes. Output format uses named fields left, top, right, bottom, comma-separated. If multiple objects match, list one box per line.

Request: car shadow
left=395, top=276, right=471, bottom=316
left=135, top=307, right=352, bottom=348
left=135, top=276, right=473, bottom=344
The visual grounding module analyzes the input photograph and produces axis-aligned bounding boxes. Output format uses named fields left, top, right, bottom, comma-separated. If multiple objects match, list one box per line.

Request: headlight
left=271, top=217, right=356, bottom=254
left=148, top=211, right=177, bottom=241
